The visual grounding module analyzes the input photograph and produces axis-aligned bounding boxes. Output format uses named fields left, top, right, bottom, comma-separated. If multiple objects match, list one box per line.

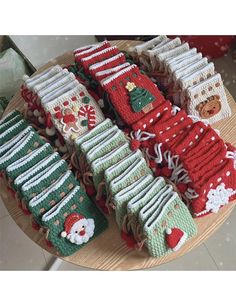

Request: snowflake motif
left=206, top=183, right=236, bottom=213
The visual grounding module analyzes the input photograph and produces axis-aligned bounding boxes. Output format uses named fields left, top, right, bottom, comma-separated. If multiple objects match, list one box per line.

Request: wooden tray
left=1, top=40, right=236, bottom=270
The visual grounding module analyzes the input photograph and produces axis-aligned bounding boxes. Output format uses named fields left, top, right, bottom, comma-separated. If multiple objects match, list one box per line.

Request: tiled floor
left=0, top=49, right=236, bottom=271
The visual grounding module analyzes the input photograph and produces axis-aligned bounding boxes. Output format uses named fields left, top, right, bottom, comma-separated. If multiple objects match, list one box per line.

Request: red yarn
left=149, top=159, right=157, bottom=169
left=45, top=240, right=53, bottom=248
left=32, top=221, right=40, bottom=231
left=177, top=183, right=188, bottom=193
left=161, top=166, right=172, bottom=177
left=130, top=139, right=141, bottom=151
left=7, top=186, right=16, bottom=198
left=121, top=230, right=137, bottom=249
left=155, top=167, right=162, bottom=177
left=85, top=185, right=96, bottom=197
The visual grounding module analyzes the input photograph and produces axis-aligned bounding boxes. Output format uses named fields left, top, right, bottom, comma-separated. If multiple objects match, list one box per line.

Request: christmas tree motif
left=125, top=81, right=155, bottom=113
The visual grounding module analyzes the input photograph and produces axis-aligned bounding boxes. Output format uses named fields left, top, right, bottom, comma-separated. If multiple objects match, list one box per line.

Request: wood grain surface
left=1, top=40, right=236, bottom=270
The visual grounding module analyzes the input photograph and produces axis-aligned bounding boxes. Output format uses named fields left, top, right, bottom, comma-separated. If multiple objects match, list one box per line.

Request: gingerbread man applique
left=54, top=106, right=80, bottom=133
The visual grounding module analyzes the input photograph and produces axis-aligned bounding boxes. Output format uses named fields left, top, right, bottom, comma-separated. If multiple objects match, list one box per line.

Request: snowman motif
left=61, top=212, right=95, bottom=245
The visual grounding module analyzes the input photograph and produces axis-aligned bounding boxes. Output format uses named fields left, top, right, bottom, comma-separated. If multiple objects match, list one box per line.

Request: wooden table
left=1, top=40, right=236, bottom=270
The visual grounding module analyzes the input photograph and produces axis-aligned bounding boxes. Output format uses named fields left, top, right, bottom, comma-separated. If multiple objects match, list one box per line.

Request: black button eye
left=75, top=231, right=78, bottom=234
left=82, top=226, right=85, bottom=228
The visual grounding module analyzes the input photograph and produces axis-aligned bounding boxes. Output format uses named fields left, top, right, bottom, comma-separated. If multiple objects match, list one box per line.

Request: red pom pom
left=141, top=140, right=150, bottom=148
left=155, top=167, right=162, bottom=177
left=55, top=112, right=63, bottom=119
left=22, top=207, right=31, bottom=216
left=45, top=240, right=53, bottom=248
left=121, top=231, right=137, bottom=249
left=177, top=182, right=188, bottom=193
left=130, top=139, right=141, bottom=151
left=32, top=221, right=40, bottom=231
left=149, top=159, right=156, bottom=169
left=85, top=185, right=96, bottom=197
left=161, top=166, right=172, bottom=178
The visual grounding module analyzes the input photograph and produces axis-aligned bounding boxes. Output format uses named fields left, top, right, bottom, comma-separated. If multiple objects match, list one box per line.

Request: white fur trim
left=89, top=53, right=125, bottom=71
left=46, top=126, right=56, bottom=136
left=81, top=46, right=117, bottom=62
left=101, top=64, right=137, bottom=86
left=61, top=231, right=67, bottom=238
left=172, top=232, right=188, bottom=252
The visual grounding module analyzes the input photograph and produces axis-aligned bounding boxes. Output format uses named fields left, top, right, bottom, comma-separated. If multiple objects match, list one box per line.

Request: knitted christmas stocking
left=14, top=152, right=61, bottom=194
left=74, top=41, right=111, bottom=64
left=186, top=73, right=231, bottom=124
left=143, top=192, right=197, bottom=257
left=80, top=47, right=120, bottom=73
left=20, top=159, right=68, bottom=208
left=191, top=158, right=236, bottom=216
left=102, top=64, right=165, bottom=125
left=6, top=143, right=53, bottom=183
left=41, top=185, right=108, bottom=256
left=0, top=119, right=28, bottom=146
left=114, top=174, right=154, bottom=231
left=89, top=53, right=127, bottom=79
left=75, top=118, right=113, bottom=155
left=94, top=62, right=130, bottom=82
left=91, top=143, right=131, bottom=191
left=28, top=170, right=79, bottom=225
left=121, top=177, right=165, bottom=234
left=43, top=83, right=105, bottom=145
left=0, top=130, right=45, bottom=173
left=0, top=126, right=33, bottom=158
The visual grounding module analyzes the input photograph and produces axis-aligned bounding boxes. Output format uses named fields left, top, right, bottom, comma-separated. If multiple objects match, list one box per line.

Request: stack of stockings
left=129, top=36, right=231, bottom=124
left=0, top=110, right=108, bottom=256
left=20, top=65, right=105, bottom=153
left=75, top=119, right=197, bottom=257
left=71, top=40, right=236, bottom=218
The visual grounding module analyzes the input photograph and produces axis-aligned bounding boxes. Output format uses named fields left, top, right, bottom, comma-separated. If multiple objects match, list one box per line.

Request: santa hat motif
left=61, top=212, right=95, bottom=245
left=165, top=227, right=188, bottom=252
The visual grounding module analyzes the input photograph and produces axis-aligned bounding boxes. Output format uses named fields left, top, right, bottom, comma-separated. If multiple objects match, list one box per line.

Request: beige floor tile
left=0, top=196, right=9, bottom=219
left=204, top=209, right=236, bottom=270
left=147, top=244, right=218, bottom=271
left=0, top=215, right=47, bottom=270
left=57, top=260, right=91, bottom=271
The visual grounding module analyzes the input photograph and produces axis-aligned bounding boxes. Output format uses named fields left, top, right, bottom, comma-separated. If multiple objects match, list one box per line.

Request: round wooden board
left=1, top=40, right=236, bottom=270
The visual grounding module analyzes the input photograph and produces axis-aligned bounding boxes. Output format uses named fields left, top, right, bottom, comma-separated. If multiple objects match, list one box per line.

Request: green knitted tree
left=126, top=82, right=154, bottom=112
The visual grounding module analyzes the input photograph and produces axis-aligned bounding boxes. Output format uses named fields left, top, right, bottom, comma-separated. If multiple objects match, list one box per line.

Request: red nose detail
left=79, top=229, right=86, bottom=236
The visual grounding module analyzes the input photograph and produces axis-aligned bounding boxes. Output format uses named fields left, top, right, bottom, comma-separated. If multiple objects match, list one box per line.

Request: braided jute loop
left=122, top=214, right=129, bottom=234
left=96, top=181, right=105, bottom=200
left=70, top=151, right=80, bottom=169
left=105, top=193, right=113, bottom=214
left=163, top=177, right=191, bottom=207
left=82, top=172, right=93, bottom=186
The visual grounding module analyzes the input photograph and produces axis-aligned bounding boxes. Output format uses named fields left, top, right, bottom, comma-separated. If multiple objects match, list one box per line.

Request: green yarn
left=114, top=175, right=154, bottom=230
left=6, top=143, right=53, bottom=183
left=143, top=194, right=197, bottom=258
left=29, top=170, right=79, bottom=225
left=91, top=143, right=131, bottom=191
left=21, top=159, right=68, bottom=204
left=0, top=119, right=28, bottom=146
left=14, top=152, right=61, bottom=193
left=41, top=186, right=108, bottom=256
left=0, top=131, right=45, bottom=172
left=128, top=85, right=155, bottom=112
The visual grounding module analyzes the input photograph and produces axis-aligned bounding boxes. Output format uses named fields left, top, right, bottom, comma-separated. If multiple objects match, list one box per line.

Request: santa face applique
left=61, top=212, right=95, bottom=245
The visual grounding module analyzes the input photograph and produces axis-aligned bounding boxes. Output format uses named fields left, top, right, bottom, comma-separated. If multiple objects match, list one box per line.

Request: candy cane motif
left=78, top=105, right=96, bottom=130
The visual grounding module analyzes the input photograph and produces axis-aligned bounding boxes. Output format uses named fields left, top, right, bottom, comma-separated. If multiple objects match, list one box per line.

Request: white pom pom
left=38, top=116, right=45, bottom=124
left=61, top=231, right=67, bottom=238
left=33, top=109, right=40, bottom=117
left=55, top=139, right=60, bottom=148
left=28, top=110, right=33, bottom=117
left=22, top=74, right=29, bottom=81
left=59, top=145, right=68, bottom=153
left=166, top=228, right=172, bottom=235
left=98, top=99, right=104, bottom=108
left=46, top=126, right=56, bottom=136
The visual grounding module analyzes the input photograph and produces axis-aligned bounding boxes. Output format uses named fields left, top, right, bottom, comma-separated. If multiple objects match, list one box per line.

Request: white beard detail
left=66, top=218, right=95, bottom=245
